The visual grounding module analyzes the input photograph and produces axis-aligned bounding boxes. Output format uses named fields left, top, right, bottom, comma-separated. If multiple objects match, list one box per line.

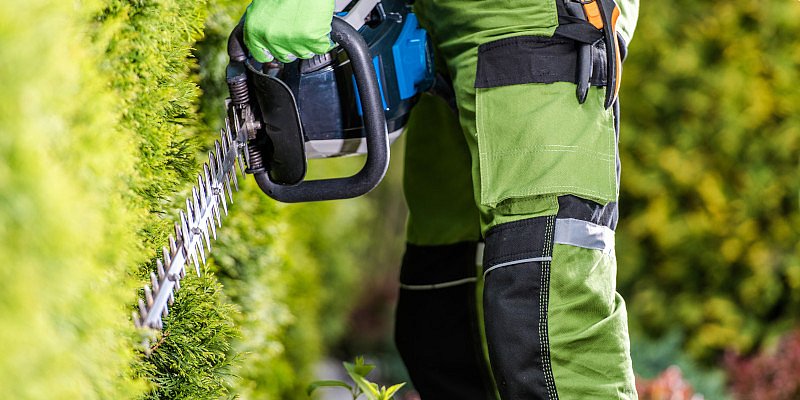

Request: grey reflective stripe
left=400, top=277, right=477, bottom=291
left=475, top=242, right=486, bottom=267
left=483, top=257, right=552, bottom=278
left=553, top=218, right=615, bottom=252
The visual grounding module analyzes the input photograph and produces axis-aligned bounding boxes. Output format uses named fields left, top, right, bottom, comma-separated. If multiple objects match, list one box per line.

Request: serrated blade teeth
left=172, top=272, right=181, bottom=292
left=197, top=175, right=207, bottom=203
left=214, top=141, right=224, bottom=168
left=150, top=272, right=159, bottom=293
left=218, top=186, right=229, bottom=215
left=207, top=153, right=228, bottom=215
left=221, top=127, right=230, bottom=148
left=186, top=198, right=195, bottom=221
left=204, top=166, right=222, bottom=229
left=144, top=285, right=154, bottom=307
left=179, top=210, right=190, bottom=241
left=192, top=187, right=201, bottom=216
left=208, top=151, right=218, bottom=179
left=230, top=167, right=239, bottom=192
left=156, top=260, right=165, bottom=280
left=224, top=176, right=233, bottom=203
left=189, top=246, right=199, bottom=275
left=207, top=217, right=217, bottom=240
left=138, top=299, right=148, bottom=320
left=232, top=108, right=242, bottom=132
left=235, top=153, right=244, bottom=177
left=201, top=226, right=212, bottom=254
left=196, top=240, right=206, bottom=270
left=135, top=114, right=246, bottom=345
left=225, top=116, right=233, bottom=136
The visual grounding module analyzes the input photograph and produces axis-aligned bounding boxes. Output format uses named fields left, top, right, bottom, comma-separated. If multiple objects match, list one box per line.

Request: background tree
left=617, top=0, right=800, bottom=363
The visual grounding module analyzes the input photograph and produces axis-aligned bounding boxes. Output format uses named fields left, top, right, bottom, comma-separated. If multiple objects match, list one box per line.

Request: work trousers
left=394, top=1, right=637, bottom=398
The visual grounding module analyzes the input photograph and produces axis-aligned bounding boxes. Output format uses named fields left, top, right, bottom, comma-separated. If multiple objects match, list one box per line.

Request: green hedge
left=0, top=1, right=142, bottom=398
left=617, top=0, right=800, bottom=363
left=0, top=1, right=367, bottom=398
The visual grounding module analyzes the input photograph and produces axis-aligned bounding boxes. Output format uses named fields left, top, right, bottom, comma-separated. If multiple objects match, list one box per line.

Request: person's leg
left=413, top=0, right=637, bottom=397
left=394, top=94, right=495, bottom=400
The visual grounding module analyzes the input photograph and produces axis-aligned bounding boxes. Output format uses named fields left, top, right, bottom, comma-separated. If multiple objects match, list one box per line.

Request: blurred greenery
left=0, top=1, right=143, bottom=398
left=617, top=0, right=800, bottom=363
left=0, top=0, right=371, bottom=398
left=631, top=330, right=729, bottom=399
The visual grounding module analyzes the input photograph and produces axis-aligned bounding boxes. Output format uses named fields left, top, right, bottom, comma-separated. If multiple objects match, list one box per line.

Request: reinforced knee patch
left=395, top=241, right=495, bottom=400
left=482, top=197, right=636, bottom=400
left=482, top=217, right=558, bottom=400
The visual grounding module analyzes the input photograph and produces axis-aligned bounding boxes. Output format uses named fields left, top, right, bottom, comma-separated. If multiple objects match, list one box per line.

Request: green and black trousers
left=394, top=0, right=639, bottom=398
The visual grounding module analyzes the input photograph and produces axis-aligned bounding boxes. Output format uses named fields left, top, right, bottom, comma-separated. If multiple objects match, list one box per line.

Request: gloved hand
left=244, top=0, right=336, bottom=63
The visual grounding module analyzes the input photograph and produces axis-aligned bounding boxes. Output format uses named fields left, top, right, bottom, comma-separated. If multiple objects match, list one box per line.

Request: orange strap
left=612, top=5, right=622, bottom=100
left=582, top=1, right=604, bottom=29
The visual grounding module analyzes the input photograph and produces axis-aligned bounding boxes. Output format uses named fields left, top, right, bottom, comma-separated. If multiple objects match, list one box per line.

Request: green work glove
left=244, top=0, right=336, bottom=63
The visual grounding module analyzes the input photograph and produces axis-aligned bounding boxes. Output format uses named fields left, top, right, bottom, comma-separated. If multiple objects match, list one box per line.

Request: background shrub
left=0, top=0, right=369, bottom=398
left=725, top=330, right=800, bottom=400
left=617, top=0, right=800, bottom=363
left=0, top=1, right=143, bottom=398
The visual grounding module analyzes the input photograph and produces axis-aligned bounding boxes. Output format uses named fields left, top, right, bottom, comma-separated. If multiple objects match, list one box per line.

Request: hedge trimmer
left=132, top=111, right=248, bottom=344
left=133, top=0, right=436, bottom=350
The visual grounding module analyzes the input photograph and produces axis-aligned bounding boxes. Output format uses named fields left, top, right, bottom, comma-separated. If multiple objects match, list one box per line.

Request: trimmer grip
left=253, top=16, right=390, bottom=202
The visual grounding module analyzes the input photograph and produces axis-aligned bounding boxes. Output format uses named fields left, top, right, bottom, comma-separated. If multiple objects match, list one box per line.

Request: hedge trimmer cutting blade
left=133, top=106, right=250, bottom=352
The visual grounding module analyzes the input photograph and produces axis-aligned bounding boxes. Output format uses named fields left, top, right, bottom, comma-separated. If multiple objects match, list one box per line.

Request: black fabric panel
left=618, top=34, right=629, bottom=62
left=557, top=195, right=619, bottom=230
left=553, top=20, right=604, bottom=44
left=554, top=0, right=604, bottom=45
left=395, top=242, right=495, bottom=400
left=474, top=36, right=607, bottom=89
left=399, top=241, right=478, bottom=285
left=483, top=217, right=551, bottom=268
left=482, top=216, right=556, bottom=400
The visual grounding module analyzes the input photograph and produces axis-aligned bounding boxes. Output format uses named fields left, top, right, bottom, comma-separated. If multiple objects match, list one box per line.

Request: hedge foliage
left=0, top=1, right=142, bottom=398
left=0, top=0, right=368, bottom=398
left=617, top=0, right=800, bottom=362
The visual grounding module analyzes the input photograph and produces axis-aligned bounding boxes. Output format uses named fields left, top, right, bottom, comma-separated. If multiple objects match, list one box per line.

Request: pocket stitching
left=476, top=85, right=617, bottom=208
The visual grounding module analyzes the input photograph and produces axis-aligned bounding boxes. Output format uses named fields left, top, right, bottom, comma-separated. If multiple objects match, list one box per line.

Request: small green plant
left=307, top=357, right=406, bottom=400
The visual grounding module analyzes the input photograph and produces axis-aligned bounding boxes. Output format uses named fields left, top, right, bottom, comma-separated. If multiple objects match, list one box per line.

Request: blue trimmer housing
left=226, top=0, right=435, bottom=202
left=288, top=2, right=434, bottom=158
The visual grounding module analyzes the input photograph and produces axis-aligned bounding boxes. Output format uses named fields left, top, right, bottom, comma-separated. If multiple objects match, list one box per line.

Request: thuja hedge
left=0, top=0, right=367, bottom=398
left=0, top=1, right=142, bottom=398
left=617, top=0, right=800, bottom=363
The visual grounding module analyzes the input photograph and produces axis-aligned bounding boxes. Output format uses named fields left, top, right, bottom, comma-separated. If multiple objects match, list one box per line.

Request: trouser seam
left=540, top=215, right=558, bottom=400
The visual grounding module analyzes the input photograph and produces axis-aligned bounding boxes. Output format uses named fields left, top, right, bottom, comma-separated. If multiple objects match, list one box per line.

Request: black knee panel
left=395, top=241, right=494, bottom=400
left=483, top=217, right=557, bottom=400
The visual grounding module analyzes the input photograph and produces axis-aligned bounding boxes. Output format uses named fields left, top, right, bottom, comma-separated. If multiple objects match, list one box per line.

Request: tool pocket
left=474, top=36, right=617, bottom=210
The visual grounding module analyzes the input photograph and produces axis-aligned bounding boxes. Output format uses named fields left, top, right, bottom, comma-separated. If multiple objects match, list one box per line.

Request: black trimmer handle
left=253, top=17, right=390, bottom=203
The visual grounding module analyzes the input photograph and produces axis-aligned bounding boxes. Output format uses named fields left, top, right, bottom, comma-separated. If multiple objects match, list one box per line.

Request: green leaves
left=307, top=380, right=355, bottom=396
left=307, top=358, right=406, bottom=400
left=618, top=0, right=800, bottom=363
